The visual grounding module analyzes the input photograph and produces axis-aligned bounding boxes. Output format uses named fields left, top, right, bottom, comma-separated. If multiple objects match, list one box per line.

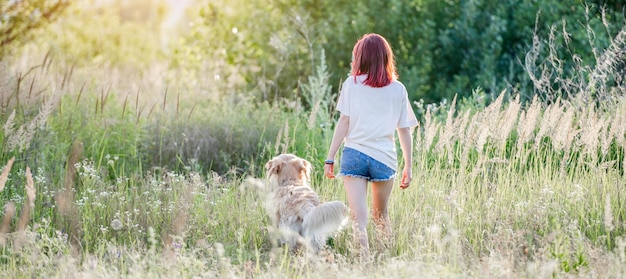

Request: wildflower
left=111, top=219, right=123, bottom=231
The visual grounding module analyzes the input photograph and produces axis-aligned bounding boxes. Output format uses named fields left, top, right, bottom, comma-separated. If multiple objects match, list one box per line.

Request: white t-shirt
left=336, top=74, right=418, bottom=170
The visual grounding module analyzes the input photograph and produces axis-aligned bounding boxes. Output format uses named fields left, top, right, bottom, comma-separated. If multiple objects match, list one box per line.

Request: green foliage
left=49, top=91, right=146, bottom=179
left=173, top=0, right=625, bottom=107
left=144, top=52, right=337, bottom=175
left=42, top=0, right=167, bottom=68
left=142, top=98, right=290, bottom=175
left=169, top=0, right=315, bottom=103
left=0, top=0, right=69, bottom=60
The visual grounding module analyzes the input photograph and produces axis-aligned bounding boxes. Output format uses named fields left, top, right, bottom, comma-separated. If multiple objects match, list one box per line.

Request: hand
left=324, top=163, right=336, bottom=179
left=400, top=167, right=412, bottom=189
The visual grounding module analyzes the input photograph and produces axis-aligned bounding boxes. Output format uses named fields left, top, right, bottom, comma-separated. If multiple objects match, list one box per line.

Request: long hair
left=350, top=33, right=398, bottom=88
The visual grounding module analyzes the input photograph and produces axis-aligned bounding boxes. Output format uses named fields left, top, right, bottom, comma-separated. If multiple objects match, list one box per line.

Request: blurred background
left=0, top=0, right=624, bottom=176
left=3, top=0, right=624, bottom=104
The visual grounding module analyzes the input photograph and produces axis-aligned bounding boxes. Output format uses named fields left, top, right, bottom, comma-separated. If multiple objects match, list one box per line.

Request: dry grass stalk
left=459, top=113, right=483, bottom=179
left=516, top=95, right=541, bottom=151
left=307, top=100, right=321, bottom=130
left=163, top=209, right=190, bottom=258
left=554, top=108, right=580, bottom=177
left=57, top=141, right=82, bottom=215
left=423, top=106, right=440, bottom=151
left=470, top=126, right=490, bottom=179
left=599, top=101, right=624, bottom=157
left=524, top=29, right=550, bottom=93
left=534, top=98, right=563, bottom=150
left=466, top=99, right=500, bottom=177
left=609, top=104, right=625, bottom=148
left=274, top=122, right=284, bottom=155
left=55, top=140, right=84, bottom=249
left=464, top=112, right=482, bottom=146
left=467, top=90, right=508, bottom=153
left=63, top=141, right=83, bottom=193
left=476, top=126, right=490, bottom=154
left=0, top=165, right=37, bottom=249
left=456, top=110, right=471, bottom=145
left=469, top=122, right=491, bottom=179
left=435, top=95, right=457, bottom=153
left=13, top=167, right=36, bottom=250
left=551, top=109, right=574, bottom=152
left=454, top=107, right=475, bottom=140
left=0, top=202, right=16, bottom=247
left=495, top=94, right=521, bottom=151
left=3, top=110, right=16, bottom=137
left=483, top=90, right=505, bottom=135
left=458, top=143, right=471, bottom=182
left=0, top=156, right=15, bottom=192
left=25, top=166, right=35, bottom=208
left=163, top=178, right=197, bottom=258
left=450, top=110, right=472, bottom=165
left=372, top=216, right=393, bottom=253
left=599, top=122, right=612, bottom=158
left=580, top=25, right=626, bottom=101
left=0, top=203, right=15, bottom=234
left=578, top=108, right=604, bottom=161
left=274, top=120, right=291, bottom=155
left=16, top=167, right=36, bottom=232
left=3, top=97, right=55, bottom=153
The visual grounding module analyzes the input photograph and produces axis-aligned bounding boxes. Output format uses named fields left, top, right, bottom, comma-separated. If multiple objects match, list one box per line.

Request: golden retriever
left=263, top=154, right=348, bottom=253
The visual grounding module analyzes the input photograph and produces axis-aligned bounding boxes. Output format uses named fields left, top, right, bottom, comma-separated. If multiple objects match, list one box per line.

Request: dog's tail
left=302, top=201, right=348, bottom=250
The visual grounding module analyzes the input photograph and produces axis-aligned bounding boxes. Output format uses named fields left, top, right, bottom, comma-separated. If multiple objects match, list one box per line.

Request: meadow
left=1, top=1, right=626, bottom=278
left=1, top=53, right=625, bottom=278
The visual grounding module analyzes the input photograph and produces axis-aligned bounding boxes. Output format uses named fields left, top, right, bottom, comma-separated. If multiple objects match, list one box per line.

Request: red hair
left=351, top=33, right=397, bottom=88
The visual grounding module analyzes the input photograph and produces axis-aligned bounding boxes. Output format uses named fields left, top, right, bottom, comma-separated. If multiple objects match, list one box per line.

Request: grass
left=0, top=18, right=625, bottom=279
left=0, top=75, right=625, bottom=278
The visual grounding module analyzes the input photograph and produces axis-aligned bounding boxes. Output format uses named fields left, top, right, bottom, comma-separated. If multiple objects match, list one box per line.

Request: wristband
left=324, top=159, right=334, bottom=165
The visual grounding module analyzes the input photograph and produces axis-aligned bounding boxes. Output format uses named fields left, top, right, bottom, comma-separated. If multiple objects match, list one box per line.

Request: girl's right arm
left=325, top=114, right=350, bottom=178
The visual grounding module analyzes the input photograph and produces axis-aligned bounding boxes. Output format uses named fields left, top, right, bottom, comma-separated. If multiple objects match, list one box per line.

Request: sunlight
left=1, top=1, right=625, bottom=277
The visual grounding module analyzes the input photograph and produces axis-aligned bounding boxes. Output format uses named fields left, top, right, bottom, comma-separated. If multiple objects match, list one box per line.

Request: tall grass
left=0, top=18, right=625, bottom=279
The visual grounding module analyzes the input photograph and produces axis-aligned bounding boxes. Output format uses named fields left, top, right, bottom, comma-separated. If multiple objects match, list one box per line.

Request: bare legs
left=343, top=176, right=369, bottom=258
left=371, top=179, right=394, bottom=248
left=343, top=176, right=395, bottom=260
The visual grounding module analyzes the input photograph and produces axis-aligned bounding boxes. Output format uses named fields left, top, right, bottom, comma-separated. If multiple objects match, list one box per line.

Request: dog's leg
left=278, top=216, right=304, bottom=252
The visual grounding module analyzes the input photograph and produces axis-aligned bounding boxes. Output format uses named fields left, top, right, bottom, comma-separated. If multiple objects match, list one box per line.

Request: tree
left=0, top=0, right=69, bottom=60
left=174, top=0, right=625, bottom=107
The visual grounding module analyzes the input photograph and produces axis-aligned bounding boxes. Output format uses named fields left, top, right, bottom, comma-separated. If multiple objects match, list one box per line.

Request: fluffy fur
left=263, top=154, right=348, bottom=253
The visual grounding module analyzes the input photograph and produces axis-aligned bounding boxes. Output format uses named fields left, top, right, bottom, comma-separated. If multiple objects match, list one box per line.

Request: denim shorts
left=339, top=147, right=396, bottom=182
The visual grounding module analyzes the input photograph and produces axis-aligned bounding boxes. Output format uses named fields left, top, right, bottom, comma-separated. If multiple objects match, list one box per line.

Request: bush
left=173, top=0, right=625, bottom=107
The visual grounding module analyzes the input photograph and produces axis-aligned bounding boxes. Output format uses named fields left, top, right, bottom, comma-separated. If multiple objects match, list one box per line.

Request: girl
left=324, top=33, right=418, bottom=259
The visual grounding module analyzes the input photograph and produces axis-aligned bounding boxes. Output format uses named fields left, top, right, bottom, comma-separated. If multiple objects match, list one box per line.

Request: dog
left=263, top=154, right=348, bottom=253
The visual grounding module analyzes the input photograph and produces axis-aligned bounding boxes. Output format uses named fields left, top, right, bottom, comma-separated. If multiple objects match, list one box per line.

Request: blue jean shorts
left=339, top=147, right=396, bottom=182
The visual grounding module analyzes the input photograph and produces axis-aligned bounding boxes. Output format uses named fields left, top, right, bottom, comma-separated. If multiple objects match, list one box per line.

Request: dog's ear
left=265, top=159, right=283, bottom=175
left=297, top=158, right=312, bottom=180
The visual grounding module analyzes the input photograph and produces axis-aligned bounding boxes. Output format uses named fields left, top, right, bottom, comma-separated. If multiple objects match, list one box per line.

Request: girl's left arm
left=397, top=127, right=413, bottom=168
left=397, top=127, right=414, bottom=188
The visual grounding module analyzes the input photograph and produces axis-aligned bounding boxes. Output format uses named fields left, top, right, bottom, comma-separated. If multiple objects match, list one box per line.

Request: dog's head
left=265, top=154, right=311, bottom=186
